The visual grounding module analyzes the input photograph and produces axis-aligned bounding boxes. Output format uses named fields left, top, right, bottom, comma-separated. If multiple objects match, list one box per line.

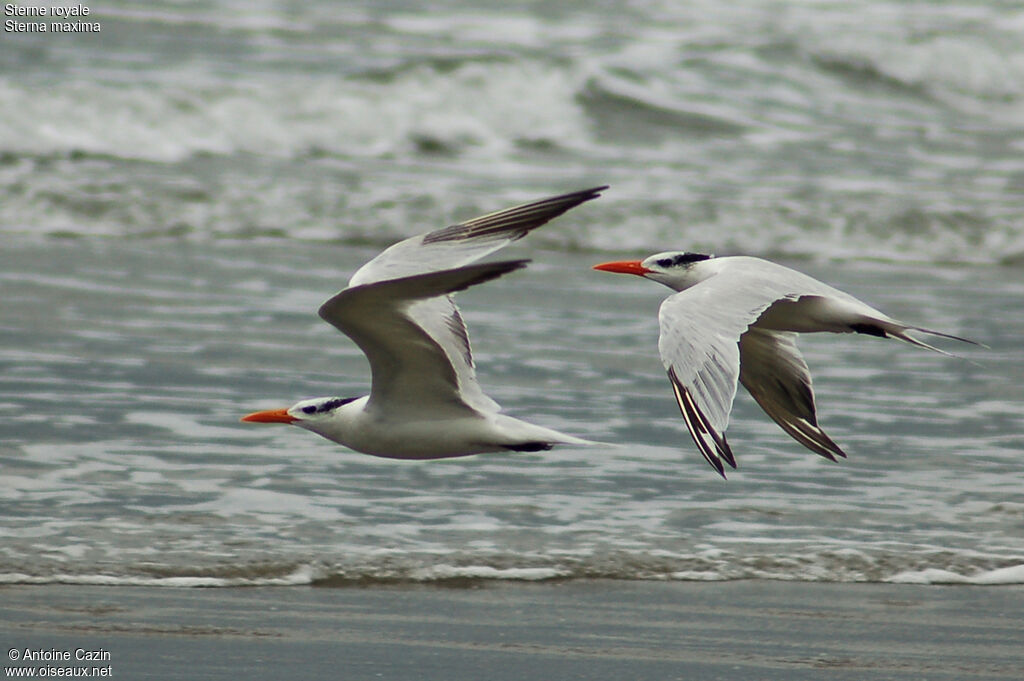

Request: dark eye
left=301, top=405, right=317, bottom=414
left=656, top=258, right=672, bottom=268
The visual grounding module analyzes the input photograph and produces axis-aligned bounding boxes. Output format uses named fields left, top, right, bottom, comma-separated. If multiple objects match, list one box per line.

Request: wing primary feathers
left=422, top=186, right=608, bottom=245
left=668, top=368, right=734, bottom=478
left=673, top=372, right=736, bottom=468
left=783, top=420, right=846, bottom=461
left=746, top=391, right=847, bottom=462
left=686, top=387, right=736, bottom=469
left=737, top=329, right=847, bottom=463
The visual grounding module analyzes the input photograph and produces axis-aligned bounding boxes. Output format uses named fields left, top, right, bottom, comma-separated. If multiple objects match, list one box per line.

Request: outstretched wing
left=658, top=283, right=763, bottom=477
left=319, top=261, right=528, bottom=416
left=737, top=328, right=846, bottom=462
left=341, top=187, right=606, bottom=413
left=348, top=187, right=607, bottom=287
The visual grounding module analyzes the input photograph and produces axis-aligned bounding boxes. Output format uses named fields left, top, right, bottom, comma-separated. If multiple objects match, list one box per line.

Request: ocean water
left=1, top=0, right=1022, bottom=587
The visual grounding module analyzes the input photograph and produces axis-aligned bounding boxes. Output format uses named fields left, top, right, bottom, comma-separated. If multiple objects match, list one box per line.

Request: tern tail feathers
left=896, top=326, right=984, bottom=356
left=852, top=318, right=982, bottom=358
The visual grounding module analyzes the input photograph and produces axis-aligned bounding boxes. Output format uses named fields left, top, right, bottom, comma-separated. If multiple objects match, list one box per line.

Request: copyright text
left=6, top=648, right=112, bottom=677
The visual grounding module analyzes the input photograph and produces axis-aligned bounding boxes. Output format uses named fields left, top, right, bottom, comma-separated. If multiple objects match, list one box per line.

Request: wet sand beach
left=3, top=581, right=1022, bottom=680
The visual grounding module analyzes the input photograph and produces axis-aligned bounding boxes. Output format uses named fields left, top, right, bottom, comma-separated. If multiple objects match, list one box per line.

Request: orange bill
left=241, top=408, right=297, bottom=424
left=592, top=260, right=651, bottom=276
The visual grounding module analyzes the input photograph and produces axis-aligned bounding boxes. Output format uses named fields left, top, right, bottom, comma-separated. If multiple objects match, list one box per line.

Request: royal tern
left=593, top=252, right=977, bottom=477
left=242, top=187, right=607, bottom=459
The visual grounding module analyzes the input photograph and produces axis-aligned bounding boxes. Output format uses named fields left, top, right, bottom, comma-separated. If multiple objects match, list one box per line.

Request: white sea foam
left=409, top=565, right=570, bottom=582
left=3, top=552, right=1022, bottom=587
left=0, top=59, right=590, bottom=164
left=889, top=564, right=1024, bottom=586
left=0, top=563, right=323, bottom=588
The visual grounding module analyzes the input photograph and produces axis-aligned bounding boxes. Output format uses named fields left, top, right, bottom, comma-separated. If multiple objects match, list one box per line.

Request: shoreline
left=2, top=580, right=1021, bottom=680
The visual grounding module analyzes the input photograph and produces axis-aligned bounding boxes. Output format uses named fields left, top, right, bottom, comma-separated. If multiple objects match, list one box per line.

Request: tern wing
left=658, top=286, right=763, bottom=477
left=404, top=296, right=501, bottom=413
left=343, top=187, right=606, bottom=413
left=737, top=328, right=846, bottom=462
left=348, top=187, right=607, bottom=287
left=319, top=260, right=528, bottom=416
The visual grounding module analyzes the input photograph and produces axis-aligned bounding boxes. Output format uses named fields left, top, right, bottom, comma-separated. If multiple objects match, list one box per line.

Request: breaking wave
left=3, top=549, right=1023, bottom=588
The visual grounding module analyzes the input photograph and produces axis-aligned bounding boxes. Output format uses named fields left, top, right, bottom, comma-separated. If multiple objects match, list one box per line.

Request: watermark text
left=4, top=4, right=101, bottom=33
left=6, top=648, right=112, bottom=677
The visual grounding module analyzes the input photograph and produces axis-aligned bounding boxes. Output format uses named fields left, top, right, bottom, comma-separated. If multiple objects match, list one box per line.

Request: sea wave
left=2, top=0, right=1023, bottom=263
left=3, top=550, right=1022, bottom=588
left=0, top=57, right=590, bottom=164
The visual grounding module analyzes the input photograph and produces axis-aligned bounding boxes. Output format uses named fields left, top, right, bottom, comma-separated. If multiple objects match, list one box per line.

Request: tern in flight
left=593, top=252, right=977, bottom=478
left=242, top=187, right=607, bottom=459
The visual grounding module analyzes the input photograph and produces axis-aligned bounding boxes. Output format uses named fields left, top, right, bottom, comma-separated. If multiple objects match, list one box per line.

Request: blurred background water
left=1, top=0, right=1022, bottom=586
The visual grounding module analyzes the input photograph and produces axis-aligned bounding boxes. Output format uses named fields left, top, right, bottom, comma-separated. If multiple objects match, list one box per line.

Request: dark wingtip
left=534, top=185, right=609, bottom=216
left=668, top=366, right=737, bottom=480
left=423, top=185, right=609, bottom=245
left=698, top=445, right=727, bottom=479
left=566, top=185, right=609, bottom=199
left=719, top=436, right=737, bottom=469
